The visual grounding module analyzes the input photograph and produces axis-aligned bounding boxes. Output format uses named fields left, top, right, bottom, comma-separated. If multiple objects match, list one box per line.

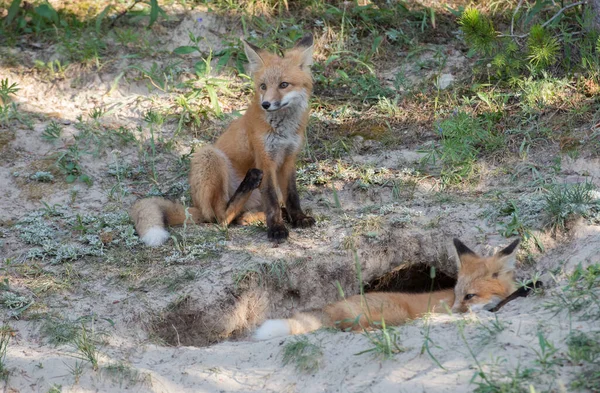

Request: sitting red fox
left=254, top=238, right=519, bottom=340
left=131, top=34, right=316, bottom=246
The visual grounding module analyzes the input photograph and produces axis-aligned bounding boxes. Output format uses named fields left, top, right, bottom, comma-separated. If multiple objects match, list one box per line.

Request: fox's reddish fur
left=254, top=238, right=519, bottom=340
left=131, top=35, right=316, bottom=246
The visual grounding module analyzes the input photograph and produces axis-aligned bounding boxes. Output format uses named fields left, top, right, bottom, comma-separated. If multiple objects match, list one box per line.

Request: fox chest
left=263, top=131, right=302, bottom=167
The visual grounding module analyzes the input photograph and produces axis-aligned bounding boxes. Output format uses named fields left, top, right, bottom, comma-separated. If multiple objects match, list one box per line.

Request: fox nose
left=261, top=101, right=271, bottom=110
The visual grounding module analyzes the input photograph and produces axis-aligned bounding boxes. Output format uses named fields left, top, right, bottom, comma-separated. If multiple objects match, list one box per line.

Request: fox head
left=451, top=238, right=519, bottom=313
left=242, top=34, right=314, bottom=113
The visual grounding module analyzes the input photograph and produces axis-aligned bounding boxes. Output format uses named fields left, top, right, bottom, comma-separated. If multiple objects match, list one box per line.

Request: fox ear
left=453, top=238, right=475, bottom=269
left=294, top=34, right=314, bottom=71
left=495, top=238, right=520, bottom=272
left=242, top=39, right=265, bottom=74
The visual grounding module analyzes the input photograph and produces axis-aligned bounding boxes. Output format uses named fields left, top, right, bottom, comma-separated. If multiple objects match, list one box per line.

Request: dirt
left=0, top=4, right=599, bottom=393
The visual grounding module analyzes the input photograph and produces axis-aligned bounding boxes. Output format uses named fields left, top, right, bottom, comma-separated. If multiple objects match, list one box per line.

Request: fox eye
left=279, top=82, right=289, bottom=89
left=464, top=294, right=476, bottom=301
left=260, top=83, right=267, bottom=90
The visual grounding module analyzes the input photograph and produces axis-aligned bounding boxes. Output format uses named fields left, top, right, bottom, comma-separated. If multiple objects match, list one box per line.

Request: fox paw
left=239, top=169, right=263, bottom=192
left=268, top=224, right=289, bottom=242
left=292, top=215, right=316, bottom=228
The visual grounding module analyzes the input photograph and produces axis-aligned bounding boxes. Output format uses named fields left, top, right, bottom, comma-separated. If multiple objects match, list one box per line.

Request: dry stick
left=110, top=0, right=143, bottom=28
left=499, top=1, right=587, bottom=39
left=510, top=0, right=525, bottom=38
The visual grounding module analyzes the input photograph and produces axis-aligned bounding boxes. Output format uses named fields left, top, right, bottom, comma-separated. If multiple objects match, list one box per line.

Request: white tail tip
left=254, top=319, right=291, bottom=341
left=140, top=227, right=170, bottom=247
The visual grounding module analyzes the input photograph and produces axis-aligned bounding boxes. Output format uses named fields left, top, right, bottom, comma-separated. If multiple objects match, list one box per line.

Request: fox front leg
left=283, top=169, right=315, bottom=228
left=260, top=169, right=289, bottom=241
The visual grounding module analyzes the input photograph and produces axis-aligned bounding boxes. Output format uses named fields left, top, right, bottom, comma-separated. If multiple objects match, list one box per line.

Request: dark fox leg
left=223, top=168, right=263, bottom=225
left=284, top=171, right=315, bottom=228
left=261, top=173, right=289, bottom=242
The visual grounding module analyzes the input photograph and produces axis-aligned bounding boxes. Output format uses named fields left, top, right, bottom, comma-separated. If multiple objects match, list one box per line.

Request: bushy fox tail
left=130, top=197, right=201, bottom=247
left=253, top=312, right=324, bottom=341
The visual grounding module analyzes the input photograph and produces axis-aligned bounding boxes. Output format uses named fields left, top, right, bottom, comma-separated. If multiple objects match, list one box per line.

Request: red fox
left=254, top=238, right=519, bottom=340
left=131, top=34, right=316, bottom=246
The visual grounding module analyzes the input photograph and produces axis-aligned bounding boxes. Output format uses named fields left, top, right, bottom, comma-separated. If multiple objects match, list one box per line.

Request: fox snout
left=261, top=100, right=285, bottom=111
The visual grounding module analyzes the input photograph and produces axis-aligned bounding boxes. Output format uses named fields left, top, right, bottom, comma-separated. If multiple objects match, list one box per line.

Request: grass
left=71, top=322, right=100, bottom=371
left=41, top=317, right=80, bottom=346
left=419, top=110, right=505, bottom=187
left=47, top=384, right=62, bottom=393
left=282, top=337, right=323, bottom=373
left=233, top=259, right=297, bottom=290
left=544, top=181, right=600, bottom=231
left=545, top=263, right=600, bottom=320
left=102, top=361, right=150, bottom=388
left=356, top=322, right=405, bottom=359
left=0, top=325, right=12, bottom=380
left=567, top=331, right=600, bottom=364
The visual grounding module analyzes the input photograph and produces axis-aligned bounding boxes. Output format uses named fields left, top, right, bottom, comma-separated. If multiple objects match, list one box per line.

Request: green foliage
left=459, top=7, right=497, bottom=56
left=1, top=0, right=164, bottom=64
left=42, top=121, right=63, bottom=143
left=459, top=3, right=596, bottom=79
left=567, top=331, right=600, bottom=364
left=0, top=78, right=19, bottom=104
left=55, top=145, right=92, bottom=186
left=545, top=263, right=600, bottom=319
left=0, top=78, right=22, bottom=128
left=527, top=25, right=560, bottom=70
left=0, top=325, right=12, bottom=380
left=498, top=201, right=544, bottom=252
left=544, top=182, right=599, bottom=231
left=567, top=315, right=600, bottom=390
left=421, top=111, right=504, bottom=185
left=282, top=337, right=323, bottom=373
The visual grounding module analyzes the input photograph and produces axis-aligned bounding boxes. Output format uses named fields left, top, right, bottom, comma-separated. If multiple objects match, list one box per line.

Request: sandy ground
left=1, top=5, right=599, bottom=393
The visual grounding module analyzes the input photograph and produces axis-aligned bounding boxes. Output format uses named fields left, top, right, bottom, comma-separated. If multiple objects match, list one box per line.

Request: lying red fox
left=254, top=238, right=520, bottom=340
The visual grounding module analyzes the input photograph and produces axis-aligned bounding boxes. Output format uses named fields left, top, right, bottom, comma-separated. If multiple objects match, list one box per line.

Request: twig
left=510, top=0, right=525, bottom=37
left=171, top=324, right=181, bottom=346
left=499, top=1, right=587, bottom=39
left=110, top=0, right=143, bottom=28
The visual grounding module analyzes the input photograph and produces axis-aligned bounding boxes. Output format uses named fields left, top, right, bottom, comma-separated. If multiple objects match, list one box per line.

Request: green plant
left=142, top=110, right=164, bottom=183
left=30, top=171, right=55, bottom=182
left=65, top=361, right=84, bottom=384
left=527, top=25, right=560, bottom=70
left=458, top=2, right=598, bottom=80
left=567, top=331, right=600, bottom=364
left=41, top=317, right=80, bottom=346
left=0, top=78, right=19, bottom=104
left=459, top=7, right=497, bottom=56
left=55, top=144, right=93, bottom=185
left=184, top=52, right=233, bottom=118
left=532, top=329, right=560, bottom=372
left=544, top=182, right=599, bottom=231
left=72, top=322, right=100, bottom=371
left=0, top=325, right=12, bottom=379
left=42, top=121, right=63, bottom=143
left=103, top=362, right=148, bottom=388
left=420, top=111, right=504, bottom=186
left=47, top=384, right=62, bottom=393
left=357, top=320, right=405, bottom=359
left=282, top=337, right=323, bottom=373
left=0, top=78, right=20, bottom=127
left=499, top=201, right=544, bottom=252
left=545, top=263, right=600, bottom=319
